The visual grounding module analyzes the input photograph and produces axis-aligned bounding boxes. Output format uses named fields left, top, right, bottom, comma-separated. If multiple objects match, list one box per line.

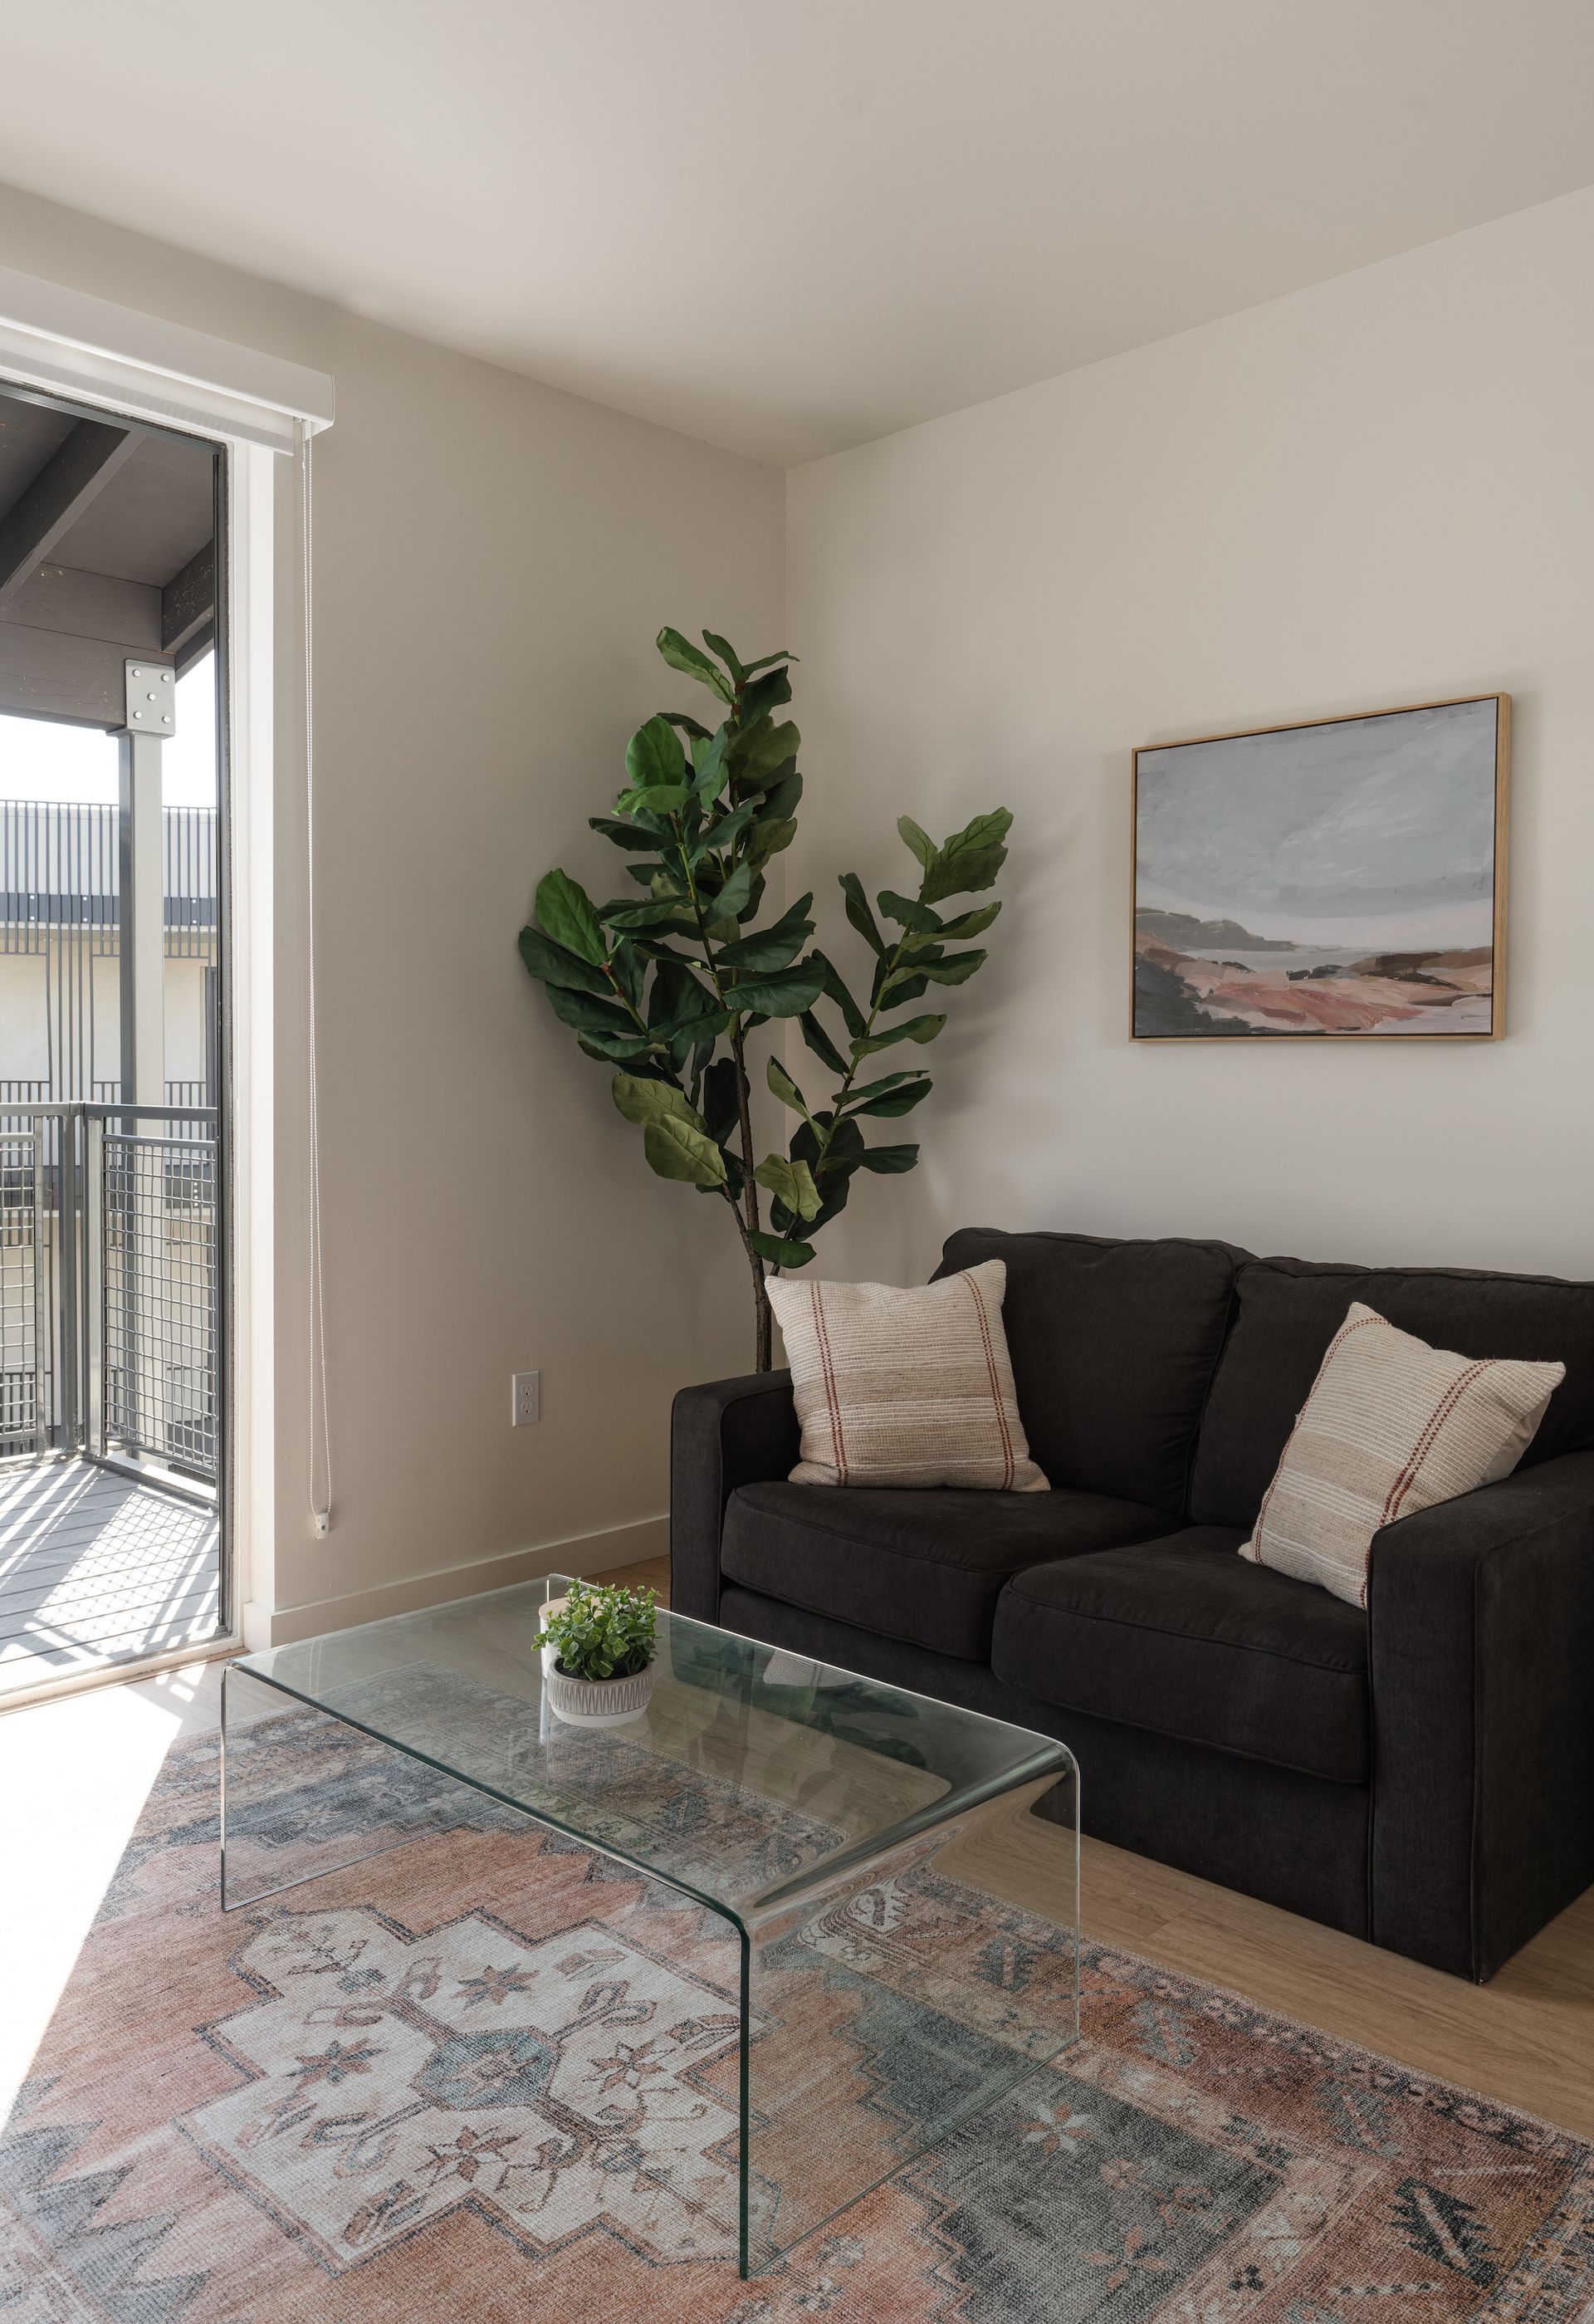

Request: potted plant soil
left=542, top=1580, right=658, bottom=1728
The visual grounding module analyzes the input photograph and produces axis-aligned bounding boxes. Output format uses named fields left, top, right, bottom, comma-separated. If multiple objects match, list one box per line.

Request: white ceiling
left=6, top=0, right=1594, bottom=467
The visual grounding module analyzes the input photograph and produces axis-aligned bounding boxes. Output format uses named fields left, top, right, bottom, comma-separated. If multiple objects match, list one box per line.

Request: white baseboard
left=244, top=1513, right=669, bottom=1649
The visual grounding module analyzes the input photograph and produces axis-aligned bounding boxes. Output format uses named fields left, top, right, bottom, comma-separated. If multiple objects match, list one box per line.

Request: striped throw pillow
left=1241, top=1302, right=1564, bottom=1607
left=766, top=1261, right=1049, bottom=1490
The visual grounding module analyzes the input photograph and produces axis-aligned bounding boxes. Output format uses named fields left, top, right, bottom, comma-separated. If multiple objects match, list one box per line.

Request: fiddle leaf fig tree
left=518, top=628, right=1012, bottom=1370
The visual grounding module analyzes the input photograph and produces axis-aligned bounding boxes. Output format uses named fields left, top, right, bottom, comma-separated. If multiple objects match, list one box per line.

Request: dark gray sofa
left=671, top=1228, right=1594, bottom=1982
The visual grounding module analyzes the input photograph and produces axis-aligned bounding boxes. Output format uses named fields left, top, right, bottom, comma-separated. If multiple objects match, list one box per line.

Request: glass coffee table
left=222, top=1578, right=1078, bottom=2276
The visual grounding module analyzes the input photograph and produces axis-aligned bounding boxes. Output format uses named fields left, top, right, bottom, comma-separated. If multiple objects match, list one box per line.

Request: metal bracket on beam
left=122, top=658, right=177, bottom=736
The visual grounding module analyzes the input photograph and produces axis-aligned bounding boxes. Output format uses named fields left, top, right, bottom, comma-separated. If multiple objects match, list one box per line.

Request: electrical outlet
left=511, top=1370, right=540, bottom=1427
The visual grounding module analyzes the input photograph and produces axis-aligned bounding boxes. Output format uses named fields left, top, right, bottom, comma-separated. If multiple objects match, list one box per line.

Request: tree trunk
left=753, top=1267, right=773, bottom=1372
left=728, top=1019, right=771, bottom=1369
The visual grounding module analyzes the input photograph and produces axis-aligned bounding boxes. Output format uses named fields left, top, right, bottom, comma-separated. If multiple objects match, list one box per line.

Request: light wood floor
left=0, top=1458, right=222, bottom=1700
left=614, top=1553, right=1594, bottom=2139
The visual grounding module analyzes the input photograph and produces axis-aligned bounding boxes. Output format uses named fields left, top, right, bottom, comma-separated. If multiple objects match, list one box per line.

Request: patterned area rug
left=2, top=1709, right=1591, bottom=2324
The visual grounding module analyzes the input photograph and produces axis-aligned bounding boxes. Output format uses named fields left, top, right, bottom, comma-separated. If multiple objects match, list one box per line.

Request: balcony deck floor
left=0, top=1457, right=221, bottom=1699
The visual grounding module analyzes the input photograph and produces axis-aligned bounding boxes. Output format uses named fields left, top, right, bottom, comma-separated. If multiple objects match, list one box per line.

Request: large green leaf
left=922, top=847, right=1005, bottom=905
left=850, top=1080, right=932, bottom=1118
left=766, top=1055, right=812, bottom=1118
left=745, top=816, right=796, bottom=871
left=599, top=897, right=695, bottom=932
left=748, top=1228, right=815, bottom=1268
left=652, top=1005, right=731, bottom=1051
left=716, top=893, right=814, bottom=973
left=804, top=1121, right=865, bottom=1195
left=812, top=950, right=868, bottom=1038
left=657, top=626, right=735, bottom=703
left=609, top=937, right=645, bottom=1012
left=799, top=1009, right=848, bottom=1076
left=858, top=1142, right=920, bottom=1174
left=688, top=801, right=758, bottom=865
left=699, top=630, right=744, bottom=680
left=877, top=967, right=930, bottom=1007
left=648, top=957, right=712, bottom=1028
left=621, top=783, right=692, bottom=818
left=839, top=872, right=884, bottom=954
left=842, top=1069, right=925, bottom=1103
left=936, top=901, right=1003, bottom=940
left=729, top=960, right=826, bottom=1018
left=706, top=855, right=758, bottom=924
left=920, top=807, right=1013, bottom=904
left=589, top=814, right=662, bottom=852
left=897, top=815, right=937, bottom=869
left=852, top=1013, right=946, bottom=1057
left=535, top=870, right=607, bottom=965
left=876, top=888, right=942, bottom=934
left=732, top=717, right=800, bottom=788
left=843, top=1071, right=931, bottom=1118
left=545, top=986, right=648, bottom=1058
left=760, top=769, right=803, bottom=821
left=643, top=1113, right=729, bottom=1186
left=647, top=960, right=728, bottom=1057
left=518, top=925, right=610, bottom=997
left=946, top=806, right=1014, bottom=856
left=544, top=984, right=635, bottom=1036
left=700, top=1057, right=741, bottom=1152
left=612, top=1073, right=709, bottom=1133
left=690, top=726, right=731, bottom=803
left=754, top=1153, right=821, bottom=1221
left=741, top=648, right=795, bottom=675
left=575, top=1030, right=651, bottom=1063
left=739, top=668, right=792, bottom=724
left=626, top=713, right=689, bottom=792
left=915, top=949, right=988, bottom=985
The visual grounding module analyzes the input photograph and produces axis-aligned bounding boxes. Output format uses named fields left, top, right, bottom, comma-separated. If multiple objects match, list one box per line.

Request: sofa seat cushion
left=720, top=1482, right=1172, bottom=1661
left=990, top=1529, right=1370, bottom=1782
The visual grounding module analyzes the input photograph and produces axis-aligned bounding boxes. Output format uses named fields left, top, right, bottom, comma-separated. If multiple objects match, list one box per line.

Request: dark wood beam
left=1, top=564, right=160, bottom=652
left=174, top=618, right=214, bottom=678
left=0, top=420, right=137, bottom=609
left=161, top=539, right=214, bottom=656
left=0, top=624, right=140, bottom=727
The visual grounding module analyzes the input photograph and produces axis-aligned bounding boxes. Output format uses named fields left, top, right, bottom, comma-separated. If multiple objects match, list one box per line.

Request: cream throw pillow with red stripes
left=767, top=1260, right=1049, bottom=1491
left=1241, top=1302, right=1563, bottom=1607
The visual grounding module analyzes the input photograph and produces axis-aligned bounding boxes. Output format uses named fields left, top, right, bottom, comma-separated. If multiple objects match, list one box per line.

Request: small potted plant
left=542, top=1580, right=658, bottom=1728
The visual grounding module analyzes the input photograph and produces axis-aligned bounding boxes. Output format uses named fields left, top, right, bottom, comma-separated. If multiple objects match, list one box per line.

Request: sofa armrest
left=1367, top=1447, right=1594, bottom=1979
left=670, top=1371, right=799, bottom=1623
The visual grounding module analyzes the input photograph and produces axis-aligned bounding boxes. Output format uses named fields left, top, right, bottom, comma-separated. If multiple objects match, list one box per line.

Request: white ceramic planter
left=545, top=1660, right=654, bottom=1728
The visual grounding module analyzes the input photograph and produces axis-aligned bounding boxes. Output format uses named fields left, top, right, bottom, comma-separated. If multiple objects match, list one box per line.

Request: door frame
left=0, top=276, right=330, bottom=1706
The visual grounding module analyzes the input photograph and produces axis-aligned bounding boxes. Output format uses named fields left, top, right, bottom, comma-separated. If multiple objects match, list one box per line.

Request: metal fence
left=0, top=1102, right=217, bottom=1482
left=0, top=801, right=218, bottom=1108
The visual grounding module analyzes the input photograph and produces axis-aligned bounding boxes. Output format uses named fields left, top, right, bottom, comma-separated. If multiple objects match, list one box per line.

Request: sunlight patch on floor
left=0, top=1657, right=222, bottom=2116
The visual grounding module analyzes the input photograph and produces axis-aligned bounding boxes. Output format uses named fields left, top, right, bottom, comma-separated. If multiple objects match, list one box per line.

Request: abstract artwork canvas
left=1132, top=695, right=1508, bottom=1040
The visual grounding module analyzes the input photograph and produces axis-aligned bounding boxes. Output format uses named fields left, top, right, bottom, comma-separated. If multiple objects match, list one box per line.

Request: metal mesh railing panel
left=0, top=1130, right=46, bottom=1453
left=102, top=1133, right=218, bottom=1478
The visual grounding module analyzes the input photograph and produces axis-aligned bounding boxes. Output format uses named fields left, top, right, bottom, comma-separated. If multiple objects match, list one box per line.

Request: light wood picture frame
left=1132, top=693, right=1509, bottom=1041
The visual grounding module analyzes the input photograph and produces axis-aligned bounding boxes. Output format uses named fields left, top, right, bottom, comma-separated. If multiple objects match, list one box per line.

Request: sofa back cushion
left=1191, top=1255, right=1594, bottom=1528
left=934, top=1229, right=1244, bottom=1514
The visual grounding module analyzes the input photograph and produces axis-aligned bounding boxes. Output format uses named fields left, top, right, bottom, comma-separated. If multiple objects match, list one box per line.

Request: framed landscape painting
left=1132, top=694, right=1509, bottom=1040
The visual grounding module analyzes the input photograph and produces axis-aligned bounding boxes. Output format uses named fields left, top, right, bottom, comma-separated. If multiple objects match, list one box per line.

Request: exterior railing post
left=84, top=1113, right=105, bottom=1462
left=29, top=1115, right=48, bottom=1456
left=56, top=1104, right=81, bottom=1456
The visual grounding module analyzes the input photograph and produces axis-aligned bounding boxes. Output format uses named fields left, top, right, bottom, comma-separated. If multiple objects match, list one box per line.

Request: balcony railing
left=0, top=1102, right=218, bottom=1484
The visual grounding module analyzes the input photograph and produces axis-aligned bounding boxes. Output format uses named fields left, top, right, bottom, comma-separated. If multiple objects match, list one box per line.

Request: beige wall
left=784, top=186, right=1594, bottom=1289
left=0, top=183, right=785, bottom=1637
